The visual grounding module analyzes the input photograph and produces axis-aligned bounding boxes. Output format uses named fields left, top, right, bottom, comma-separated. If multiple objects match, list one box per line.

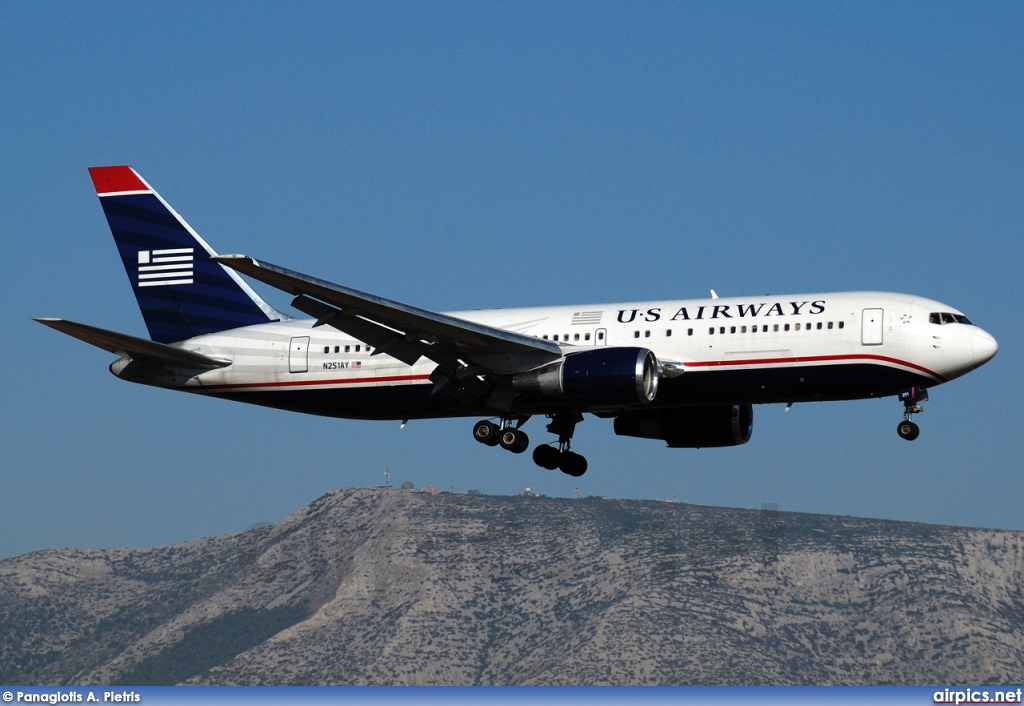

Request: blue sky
left=1, top=3, right=1021, bottom=559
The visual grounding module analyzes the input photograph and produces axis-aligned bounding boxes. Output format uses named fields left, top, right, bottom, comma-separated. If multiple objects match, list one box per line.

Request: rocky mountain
left=2, top=487, right=1023, bottom=685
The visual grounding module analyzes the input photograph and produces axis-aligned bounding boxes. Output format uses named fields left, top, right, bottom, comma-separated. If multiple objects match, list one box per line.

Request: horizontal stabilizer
left=35, top=318, right=231, bottom=369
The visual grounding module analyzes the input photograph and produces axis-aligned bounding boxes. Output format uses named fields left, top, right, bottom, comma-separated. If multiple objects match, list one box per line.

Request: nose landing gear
left=896, top=387, right=928, bottom=441
left=897, top=419, right=920, bottom=441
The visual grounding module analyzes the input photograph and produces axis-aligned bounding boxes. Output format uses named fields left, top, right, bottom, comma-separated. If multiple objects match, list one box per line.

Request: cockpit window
left=930, top=311, right=974, bottom=326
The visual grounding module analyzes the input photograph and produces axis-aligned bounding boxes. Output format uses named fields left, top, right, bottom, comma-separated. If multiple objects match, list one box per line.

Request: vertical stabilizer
left=88, top=166, right=283, bottom=343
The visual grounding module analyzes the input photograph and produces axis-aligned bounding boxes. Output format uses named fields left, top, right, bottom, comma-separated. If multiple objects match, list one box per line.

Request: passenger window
left=751, top=325, right=757, bottom=333
left=795, top=323, right=801, bottom=331
left=323, top=346, right=329, bottom=354
left=817, top=322, right=822, bottom=330
left=553, top=334, right=559, bottom=341
left=838, top=321, right=844, bottom=329
left=644, top=330, right=650, bottom=338
left=827, top=322, right=833, bottom=329
left=720, top=327, right=726, bottom=334
left=334, top=345, right=340, bottom=353
left=585, top=333, right=591, bottom=341
left=774, top=324, right=780, bottom=332
left=709, top=327, right=715, bottom=335
left=355, top=345, right=360, bottom=352
left=345, top=345, right=350, bottom=353
left=634, top=331, right=640, bottom=338
left=687, top=328, right=693, bottom=336
left=543, top=335, right=549, bottom=340
left=784, top=324, right=790, bottom=331
left=741, top=326, right=747, bottom=333
left=666, top=329, right=672, bottom=337
left=574, top=333, right=580, bottom=341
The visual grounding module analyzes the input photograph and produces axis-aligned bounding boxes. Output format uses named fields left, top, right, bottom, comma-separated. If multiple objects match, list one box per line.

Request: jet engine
left=513, top=347, right=660, bottom=406
left=614, top=404, right=753, bottom=447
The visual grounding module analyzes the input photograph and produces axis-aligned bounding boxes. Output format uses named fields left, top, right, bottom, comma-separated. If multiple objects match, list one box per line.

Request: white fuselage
left=116, top=290, right=997, bottom=421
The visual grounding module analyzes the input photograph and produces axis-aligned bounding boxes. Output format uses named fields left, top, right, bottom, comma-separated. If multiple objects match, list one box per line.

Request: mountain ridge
left=2, top=487, right=1022, bottom=685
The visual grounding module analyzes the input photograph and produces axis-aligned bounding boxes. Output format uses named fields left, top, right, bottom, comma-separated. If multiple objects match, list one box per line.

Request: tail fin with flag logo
left=88, top=165, right=284, bottom=344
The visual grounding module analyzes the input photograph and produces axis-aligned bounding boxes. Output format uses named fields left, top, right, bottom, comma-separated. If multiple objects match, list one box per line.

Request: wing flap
left=213, top=255, right=563, bottom=373
left=291, top=294, right=430, bottom=367
left=35, top=318, right=231, bottom=369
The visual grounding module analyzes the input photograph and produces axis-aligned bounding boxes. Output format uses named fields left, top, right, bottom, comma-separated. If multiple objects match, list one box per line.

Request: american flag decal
left=571, top=311, right=603, bottom=325
left=137, top=248, right=194, bottom=287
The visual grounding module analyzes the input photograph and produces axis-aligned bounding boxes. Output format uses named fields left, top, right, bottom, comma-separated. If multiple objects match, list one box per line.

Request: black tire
left=512, top=430, right=530, bottom=454
left=533, top=444, right=560, bottom=470
left=499, top=428, right=522, bottom=452
left=897, top=420, right=920, bottom=441
left=559, top=452, right=588, bottom=477
left=473, top=420, right=499, bottom=446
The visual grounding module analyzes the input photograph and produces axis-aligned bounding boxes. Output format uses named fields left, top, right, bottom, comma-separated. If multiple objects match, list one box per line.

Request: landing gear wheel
left=533, top=444, right=561, bottom=470
left=499, top=428, right=529, bottom=454
left=897, top=420, right=920, bottom=441
left=473, top=420, right=499, bottom=446
left=559, top=452, right=588, bottom=477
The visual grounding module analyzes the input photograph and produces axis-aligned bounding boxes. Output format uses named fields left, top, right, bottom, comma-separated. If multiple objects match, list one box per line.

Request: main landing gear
left=896, top=386, right=928, bottom=441
left=472, top=419, right=529, bottom=453
left=471, top=412, right=589, bottom=477
left=532, top=413, right=588, bottom=477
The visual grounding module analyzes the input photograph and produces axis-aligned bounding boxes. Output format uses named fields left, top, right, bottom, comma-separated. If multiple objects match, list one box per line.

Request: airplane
left=36, top=166, right=999, bottom=477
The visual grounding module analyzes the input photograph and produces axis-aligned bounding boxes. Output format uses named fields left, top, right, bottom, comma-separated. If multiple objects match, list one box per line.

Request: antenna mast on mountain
left=384, top=467, right=391, bottom=488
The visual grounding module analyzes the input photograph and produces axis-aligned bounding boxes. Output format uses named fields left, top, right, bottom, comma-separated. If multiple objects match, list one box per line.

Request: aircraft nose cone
left=973, top=330, right=998, bottom=366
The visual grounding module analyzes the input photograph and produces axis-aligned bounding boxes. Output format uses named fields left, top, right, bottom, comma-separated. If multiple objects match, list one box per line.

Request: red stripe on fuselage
left=683, top=353, right=945, bottom=382
left=195, top=353, right=942, bottom=394
left=199, top=373, right=432, bottom=392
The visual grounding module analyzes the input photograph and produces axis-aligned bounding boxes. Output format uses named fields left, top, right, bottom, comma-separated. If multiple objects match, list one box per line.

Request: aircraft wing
left=213, top=255, right=563, bottom=373
left=35, top=318, right=231, bottom=370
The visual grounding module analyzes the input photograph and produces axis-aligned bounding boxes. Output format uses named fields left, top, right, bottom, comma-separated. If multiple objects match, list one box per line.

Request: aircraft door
left=861, top=309, right=883, bottom=346
left=596, top=328, right=608, bottom=346
left=289, top=336, right=310, bottom=373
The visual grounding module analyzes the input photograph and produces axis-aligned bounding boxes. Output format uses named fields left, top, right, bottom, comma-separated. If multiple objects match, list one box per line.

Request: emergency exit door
left=289, top=336, right=310, bottom=373
left=861, top=309, right=883, bottom=346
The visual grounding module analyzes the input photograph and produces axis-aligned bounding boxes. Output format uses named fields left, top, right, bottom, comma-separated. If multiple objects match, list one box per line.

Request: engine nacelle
left=513, top=347, right=660, bottom=406
left=614, top=404, right=753, bottom=447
